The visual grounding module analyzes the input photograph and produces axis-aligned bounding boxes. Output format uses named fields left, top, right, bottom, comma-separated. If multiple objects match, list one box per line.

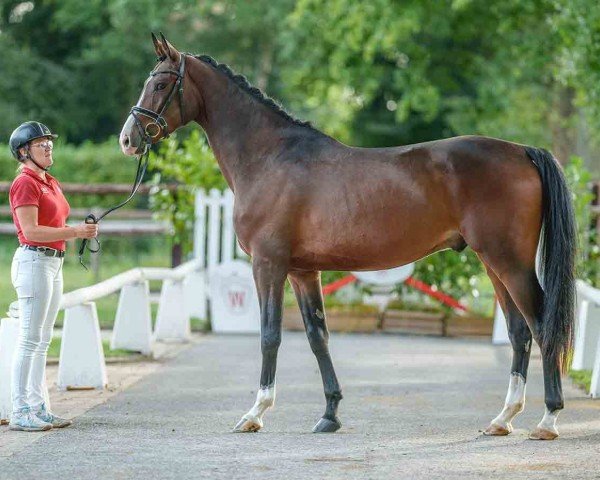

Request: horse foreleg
left=233, top=256, right=287, bottom=433
left=289, top=271, right=342, bottom=433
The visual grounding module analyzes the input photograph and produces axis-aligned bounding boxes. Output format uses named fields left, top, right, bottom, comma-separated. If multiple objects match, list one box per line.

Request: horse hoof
left=312, top=417, right=341, bottom=433
left=233, top=416, right=262, bottom=433
left=483, top=422, right=512, bottom=436
left=529, top=427, right=558, bottom=440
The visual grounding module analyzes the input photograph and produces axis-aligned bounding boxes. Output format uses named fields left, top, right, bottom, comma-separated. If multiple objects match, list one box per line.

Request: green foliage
left=48, top=338, right=139, bottom=358
left=407, top=250, right=485, bottom=310
left=569, top=369, right=592, bottom=392
left=148, top=130, right=226, bottom=254
left=0, top=137, right=147, bottom=209
left=564, top=156, right=599, bottom=286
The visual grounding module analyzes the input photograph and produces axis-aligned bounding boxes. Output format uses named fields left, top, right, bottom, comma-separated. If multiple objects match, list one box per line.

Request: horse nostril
left=122, top=135, right=130, bottom=148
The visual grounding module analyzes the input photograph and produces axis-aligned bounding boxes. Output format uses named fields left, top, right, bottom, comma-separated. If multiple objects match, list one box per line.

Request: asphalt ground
left=1, top=332, right=599, bottom=479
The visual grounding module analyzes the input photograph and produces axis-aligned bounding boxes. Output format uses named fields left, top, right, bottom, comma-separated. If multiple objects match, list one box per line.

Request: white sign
left=209, top=260, right=260, bottom=333
left=352, top=263, right=415, bottom=286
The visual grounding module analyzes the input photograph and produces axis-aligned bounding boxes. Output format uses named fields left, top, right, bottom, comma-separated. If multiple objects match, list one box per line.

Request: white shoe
left=9, top=406, right=52, bottom=432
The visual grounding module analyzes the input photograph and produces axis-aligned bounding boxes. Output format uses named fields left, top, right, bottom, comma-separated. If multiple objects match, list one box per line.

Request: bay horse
left=119, top=34, right=575, bottom=440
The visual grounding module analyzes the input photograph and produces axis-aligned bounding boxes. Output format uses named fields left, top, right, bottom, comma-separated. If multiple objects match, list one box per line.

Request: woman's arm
left=15, top=205, right=98, bottom=242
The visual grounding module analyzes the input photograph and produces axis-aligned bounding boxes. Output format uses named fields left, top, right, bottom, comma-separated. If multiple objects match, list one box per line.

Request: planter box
left=283, top=306, right=492, bottom=337
left=382, top=309, right=445, bottom=335
left=446, top=313, right=493, bottom=337
left=382, top=309, right=493, bottom=337
left=283, top=306, right=380, bottom=333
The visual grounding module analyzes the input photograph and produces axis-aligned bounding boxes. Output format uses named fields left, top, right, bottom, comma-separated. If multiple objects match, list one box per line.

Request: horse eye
left=155, top=83, right=167, bottom=91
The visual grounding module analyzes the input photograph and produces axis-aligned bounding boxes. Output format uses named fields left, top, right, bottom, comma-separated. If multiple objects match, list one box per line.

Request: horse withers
left=119, top=33, right=576, bottom=440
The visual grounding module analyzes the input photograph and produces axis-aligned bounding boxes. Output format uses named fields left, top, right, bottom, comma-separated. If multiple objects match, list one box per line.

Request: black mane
left=194, top=55, right=316, bottom=131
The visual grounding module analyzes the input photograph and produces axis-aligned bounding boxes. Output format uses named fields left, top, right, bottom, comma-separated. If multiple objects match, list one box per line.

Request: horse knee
left=261, top=331, right=281, bottom=354
left=306, top=328, right=329, bottom=355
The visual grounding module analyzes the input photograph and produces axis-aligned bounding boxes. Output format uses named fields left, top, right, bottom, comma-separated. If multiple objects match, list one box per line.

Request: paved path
left=1, top=333, right=599, bottom=479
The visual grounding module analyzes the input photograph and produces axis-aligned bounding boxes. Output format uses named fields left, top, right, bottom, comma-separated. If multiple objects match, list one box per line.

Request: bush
left=564, top=156, right=599, bottom=286
left=148, top=130, right=227, bottom=255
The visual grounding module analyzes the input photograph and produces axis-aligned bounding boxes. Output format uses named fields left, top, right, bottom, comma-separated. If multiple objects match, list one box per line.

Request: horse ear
left=151, top=32, right=163, bottom=58
left=159, top=32, right=180, bottom=63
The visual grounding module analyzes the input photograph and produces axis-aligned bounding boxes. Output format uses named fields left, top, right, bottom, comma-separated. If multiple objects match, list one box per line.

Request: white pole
left=207, top=188, right=222, bottom=269
left=222, top=189, right=235, bottom=263
left=111, top=281, right=153, bottom=355
left=492, top=301, right=510, bottom=345
left=194, top=189, right=207, bottom=267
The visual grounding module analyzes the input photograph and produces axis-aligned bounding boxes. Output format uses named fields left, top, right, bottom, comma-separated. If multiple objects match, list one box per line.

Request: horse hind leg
left=482, top=265, right=532, bottom=436
left=288, top=271, right=343, bottom=433
left=478, top=253, right=562, bottom=440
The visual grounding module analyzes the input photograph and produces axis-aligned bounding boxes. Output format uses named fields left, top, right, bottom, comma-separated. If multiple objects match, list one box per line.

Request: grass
left=569, top=370, right=592, bottom=392
left=47, top=337, right=139, bottom=358
left=1, top=241, right=171, bottom=330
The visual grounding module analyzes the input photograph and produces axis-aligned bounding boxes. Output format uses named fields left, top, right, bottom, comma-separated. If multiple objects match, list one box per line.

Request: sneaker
left=9, top=406, right=52, bottom=432
left=35, top=403, right=72, bottom=429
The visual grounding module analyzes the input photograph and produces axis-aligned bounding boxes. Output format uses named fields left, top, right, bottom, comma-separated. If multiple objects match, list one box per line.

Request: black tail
left=525, top=146, right=576, bottom=373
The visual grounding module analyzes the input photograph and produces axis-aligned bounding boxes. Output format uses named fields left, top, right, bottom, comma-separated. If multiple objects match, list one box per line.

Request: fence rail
left=0, top=182, right=181, bottom=194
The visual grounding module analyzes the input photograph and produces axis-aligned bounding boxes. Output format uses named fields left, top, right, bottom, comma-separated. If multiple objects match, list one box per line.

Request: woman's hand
left=73, top=223, right=98, bottom=239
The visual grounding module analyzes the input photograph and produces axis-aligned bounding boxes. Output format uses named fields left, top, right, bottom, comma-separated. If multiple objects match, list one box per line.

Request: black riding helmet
left=9, top=121, right=58, bottom=161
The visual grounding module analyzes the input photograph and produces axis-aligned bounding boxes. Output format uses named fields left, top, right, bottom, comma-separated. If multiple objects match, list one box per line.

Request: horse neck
left=188, top=58, right=319, bottom=191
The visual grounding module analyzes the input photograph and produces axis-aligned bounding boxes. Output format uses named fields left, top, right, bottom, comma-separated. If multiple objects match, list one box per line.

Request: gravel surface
left=1, top=332, right=599, bottom=479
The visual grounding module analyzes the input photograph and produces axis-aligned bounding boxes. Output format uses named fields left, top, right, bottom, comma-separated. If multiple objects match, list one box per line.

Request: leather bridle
left=78, top=54, right=187, bottom=269
left=130, top=53, right=187, bottom=149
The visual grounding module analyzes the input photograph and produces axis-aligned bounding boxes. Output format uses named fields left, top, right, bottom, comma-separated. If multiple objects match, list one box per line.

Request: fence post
left=153, top=279, right=191, bottom=342
left=222, top=189, right=235, bottom=263
left=0, top=305, right=51, bottom=423
left=590, top=334, right=600, bottom=398
left=207, top=188, right=222, bottom=269
left=184, top=270, right=207, bottom=322
left=58, top=302, right=107, bottom=390
left=111, top=281, right=153, bottom=355
left=572, top=299, right=600, bottom=371
left=492, top=301, right=510, bottom=345
left=194, top=189, right=207, bottom=267
left=0, top=316, right=20, bottom=423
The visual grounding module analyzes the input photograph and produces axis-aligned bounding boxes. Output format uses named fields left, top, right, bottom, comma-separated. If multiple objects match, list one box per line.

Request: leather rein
left=78, top=54, right=187, bottom=269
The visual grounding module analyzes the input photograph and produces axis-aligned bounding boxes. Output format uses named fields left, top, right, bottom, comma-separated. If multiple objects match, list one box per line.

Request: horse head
left=120, top=33, right=194, bottom=156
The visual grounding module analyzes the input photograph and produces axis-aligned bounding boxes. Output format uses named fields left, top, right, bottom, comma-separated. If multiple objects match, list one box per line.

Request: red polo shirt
left=9, top=167, right=71, bottom=251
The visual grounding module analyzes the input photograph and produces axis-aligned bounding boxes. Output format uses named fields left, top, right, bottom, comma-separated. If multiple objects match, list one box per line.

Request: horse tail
left=525, top=146, right=576, bottom=374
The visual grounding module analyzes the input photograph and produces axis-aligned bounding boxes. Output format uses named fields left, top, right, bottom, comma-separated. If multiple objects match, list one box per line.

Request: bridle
left=130, top=53, right=187, bottom=148
left=78, top=54, right=187, bottom=269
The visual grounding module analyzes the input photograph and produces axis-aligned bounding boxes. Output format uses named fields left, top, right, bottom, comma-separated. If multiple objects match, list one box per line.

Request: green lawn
left=0, top=241, right=171, bottom=330
left=48, top=337, right=139, bottom=358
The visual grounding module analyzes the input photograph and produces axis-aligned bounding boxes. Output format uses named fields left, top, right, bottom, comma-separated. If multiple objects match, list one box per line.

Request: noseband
left=130, top=53, right=187, bottom=149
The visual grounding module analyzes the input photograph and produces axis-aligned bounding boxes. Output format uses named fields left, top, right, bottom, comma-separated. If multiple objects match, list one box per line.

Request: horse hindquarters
left=466, top=146, right=575, bottom=440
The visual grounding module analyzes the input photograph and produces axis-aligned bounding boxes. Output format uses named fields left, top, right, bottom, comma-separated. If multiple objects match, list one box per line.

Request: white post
left=153, top=279, right=191, bottom=342
left=183, top=270, right=207, bottom=321
left=207, top=188, right=222, bottom=269
left=209, top=260, right=260, bottom=333
left=58, top=302, right=107, bottom=390
left=492, top=301, right=510, bottom=345
left=590, top=332, right=600, bottom=398
left=110, top=281, right=153, bottom=355
left=1, top=308, right=51, bottom=423
left=222, top=189, right=235, bottom=263
left=194, top=189, right=207, bottom=267
left=572, top=300, right=600, bottom=371
left=0, top=316, right=20, bottom=422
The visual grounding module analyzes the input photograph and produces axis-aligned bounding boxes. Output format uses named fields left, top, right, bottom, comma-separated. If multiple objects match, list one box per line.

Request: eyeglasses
left=31, top=140, right=53, bottom=150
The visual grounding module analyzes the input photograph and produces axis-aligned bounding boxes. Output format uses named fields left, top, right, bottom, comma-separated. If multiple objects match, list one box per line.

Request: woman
left=7, top=121, right=98, bottom=432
